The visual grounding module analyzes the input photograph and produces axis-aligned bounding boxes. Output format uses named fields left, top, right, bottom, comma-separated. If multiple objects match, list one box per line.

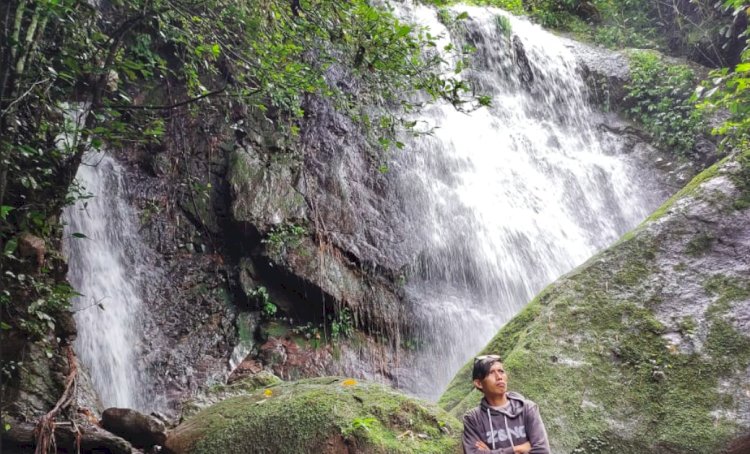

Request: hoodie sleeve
left=523, top=403, right=551, bottom=454
left=463, top=411, right=514, bottom=454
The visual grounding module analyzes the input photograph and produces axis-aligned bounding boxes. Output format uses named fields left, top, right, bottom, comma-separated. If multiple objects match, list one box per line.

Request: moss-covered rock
left=228, top=145, right=307, bottom=232
left=440, top=152, right=750, bottom=453
left=179, top=371, right=282, bottom=420
left=165, top=377, right=461, bottom=454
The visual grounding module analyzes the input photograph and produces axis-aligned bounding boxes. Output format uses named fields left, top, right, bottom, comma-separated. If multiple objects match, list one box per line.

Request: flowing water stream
left=389, top=3, right=668, bottom=398
left=62, top=153, right=162, bottom=412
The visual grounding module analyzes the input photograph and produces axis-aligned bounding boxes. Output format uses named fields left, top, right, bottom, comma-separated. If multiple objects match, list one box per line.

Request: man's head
left=472, top=354, right=508, bottom=397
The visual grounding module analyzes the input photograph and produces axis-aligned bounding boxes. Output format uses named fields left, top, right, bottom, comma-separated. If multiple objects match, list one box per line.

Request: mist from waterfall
left=62, top=153, right=162, bottom=411
left=389, top=4, right=669, bottom=398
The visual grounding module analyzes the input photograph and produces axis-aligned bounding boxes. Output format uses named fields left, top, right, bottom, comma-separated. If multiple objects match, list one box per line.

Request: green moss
left=685, top=232, right=715, bottom=257
left=645, top=159, right=722, bottom=223
left=175, top=377, right=461, bottom=454
left=704, top=274, right=750, bottom=312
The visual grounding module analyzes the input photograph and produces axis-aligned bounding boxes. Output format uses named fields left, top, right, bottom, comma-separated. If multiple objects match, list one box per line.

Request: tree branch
left=103, top=84, right=257, bottom=110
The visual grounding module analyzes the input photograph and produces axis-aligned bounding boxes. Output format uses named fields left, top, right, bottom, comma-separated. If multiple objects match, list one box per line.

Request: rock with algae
left=165, top=376, right=461, bottom=454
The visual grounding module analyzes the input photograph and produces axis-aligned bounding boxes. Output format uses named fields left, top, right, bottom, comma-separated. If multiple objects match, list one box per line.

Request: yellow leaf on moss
left=342, top=379, right=358, bottom=387
left=264, top=389, right=273, bottom=397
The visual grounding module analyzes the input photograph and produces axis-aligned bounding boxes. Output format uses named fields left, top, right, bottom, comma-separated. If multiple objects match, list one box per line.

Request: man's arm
left=524, top=404, right=551, bottom=454
left=462, top=412, right=514, bottom=454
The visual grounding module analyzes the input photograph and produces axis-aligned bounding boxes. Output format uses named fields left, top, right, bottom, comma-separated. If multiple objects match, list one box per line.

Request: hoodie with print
left=462, top=392, right=550, bottom=454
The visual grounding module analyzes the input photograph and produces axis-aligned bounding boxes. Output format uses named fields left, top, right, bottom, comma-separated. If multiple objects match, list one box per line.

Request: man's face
left=474, top=361, right=507, bottom=397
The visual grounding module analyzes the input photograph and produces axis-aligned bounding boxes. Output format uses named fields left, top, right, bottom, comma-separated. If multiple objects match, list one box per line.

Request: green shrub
left=624, top=51, right=706, bottom=156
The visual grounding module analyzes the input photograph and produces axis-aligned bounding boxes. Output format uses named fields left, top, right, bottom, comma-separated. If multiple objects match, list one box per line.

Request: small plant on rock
left=250, top=286, right=277, bottom=319
left=262, top=223, right=307, bottom=256
left=330, top=308, right=354, bottom=340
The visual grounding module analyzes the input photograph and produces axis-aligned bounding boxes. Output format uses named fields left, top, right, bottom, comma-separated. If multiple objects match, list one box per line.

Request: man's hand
left=513, top=442, right=531, bottom=454
left=475, top=440, right=491, bottom=451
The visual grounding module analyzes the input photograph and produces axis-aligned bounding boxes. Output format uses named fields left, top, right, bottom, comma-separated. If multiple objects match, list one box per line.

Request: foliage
left=425, top=0, right=524, bottom=15
left=249, top=286, right=276, bottom=319
left=495, top=14, right=513, bottom=38
left=330, top=307, right=354, bottom=340
left=342, top=416, right=378, bottom=436
left=698, top=49, right=750, bottom=151
left=696, top=1, right=750, bottom=207
left=290, top=321, right=322, bottom=342
left=624, top=51, right=706, bottom=156
left=262, top=223, right=307, bottom=256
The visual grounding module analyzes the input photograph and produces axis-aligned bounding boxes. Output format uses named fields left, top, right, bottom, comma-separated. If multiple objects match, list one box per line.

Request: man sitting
left=462, top=355, right=550, bottom=453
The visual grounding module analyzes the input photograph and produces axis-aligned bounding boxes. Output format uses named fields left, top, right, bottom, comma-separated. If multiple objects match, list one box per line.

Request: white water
left=62, top=153, right=160, bottom=411
left=390, top=4, right=668, bottom=398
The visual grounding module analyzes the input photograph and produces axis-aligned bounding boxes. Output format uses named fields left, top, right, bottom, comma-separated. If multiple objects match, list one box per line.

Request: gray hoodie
left=462, top=392, right=550, bottom=454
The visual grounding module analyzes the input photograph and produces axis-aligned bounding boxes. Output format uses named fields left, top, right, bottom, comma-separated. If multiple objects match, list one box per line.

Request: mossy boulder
left=165, top=377, right=461, bottom=454
left=179, top=371, right=282, bottom=420
left=440, top=152, right=750, bottom=453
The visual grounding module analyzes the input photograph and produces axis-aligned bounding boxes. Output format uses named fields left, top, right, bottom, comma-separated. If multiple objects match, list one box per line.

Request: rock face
left=440, top=152, right=750, bottom=453
left=165, top=377, right=461, bottom=454
left=100, top=407, right=167, bottom=449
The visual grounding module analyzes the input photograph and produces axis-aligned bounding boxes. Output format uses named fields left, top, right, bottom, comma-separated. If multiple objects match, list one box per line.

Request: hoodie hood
left=479, top=391, right=526, bottom=418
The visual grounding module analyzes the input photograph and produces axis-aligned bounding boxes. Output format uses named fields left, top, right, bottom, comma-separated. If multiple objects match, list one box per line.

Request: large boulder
left=100, top=407, right=167, bottom=449
left=440, top=151, right=750, bottom=453
left=165, top=377, right=461, bottom=454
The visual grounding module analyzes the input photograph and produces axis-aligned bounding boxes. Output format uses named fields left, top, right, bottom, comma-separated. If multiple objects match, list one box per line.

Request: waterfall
left=390, top=4, right=668, bottom=398
left=62, top=153, right=160, bottom=411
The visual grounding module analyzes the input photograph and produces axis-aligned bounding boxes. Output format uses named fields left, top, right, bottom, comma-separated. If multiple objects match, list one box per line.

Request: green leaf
left=4, top=238, right=18, bottom=256
left=71, top=232, right=88, bottom=239
left=1, top=321, right=11, bottom=330
left=1, top=205, right=14, bottom=220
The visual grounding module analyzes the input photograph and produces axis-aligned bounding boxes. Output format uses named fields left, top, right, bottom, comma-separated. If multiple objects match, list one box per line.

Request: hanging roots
left=34, top=345, right=79, bottom=454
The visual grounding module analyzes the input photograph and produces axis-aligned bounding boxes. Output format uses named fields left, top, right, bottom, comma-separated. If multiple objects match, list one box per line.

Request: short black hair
left=472, top=355, right=502, bottom=381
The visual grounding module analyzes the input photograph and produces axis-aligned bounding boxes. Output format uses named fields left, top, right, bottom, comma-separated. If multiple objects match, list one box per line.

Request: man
left=462, top=355, right=550, bottom=454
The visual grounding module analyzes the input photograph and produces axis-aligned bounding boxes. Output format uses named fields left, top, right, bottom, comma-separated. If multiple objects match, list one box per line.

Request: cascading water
left=62, top=153, right=161, bottom=411
left=390, top=4, right=669, bottom=398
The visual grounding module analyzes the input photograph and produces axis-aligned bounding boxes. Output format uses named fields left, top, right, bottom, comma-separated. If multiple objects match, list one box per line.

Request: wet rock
left=229, top=145, right=307, bottom=232
left=512, top=36, right=534, bottom=85
left=227, top=357, right=263, bottom=384
left=259, top=336, right=334, bottom=380
left=54, top=310, right=77, bottom=345
left=17, top=232, right=45, bottom=272
left=164, top=377, right=461, bottom=454
left=101, top=407, right=167, bottom=449
left=1, top=335, right=67, bottom=421
left=726, top=432, right=750, bottom=454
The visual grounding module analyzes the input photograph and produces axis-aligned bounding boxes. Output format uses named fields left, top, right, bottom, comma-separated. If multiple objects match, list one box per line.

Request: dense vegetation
left=424, top=0, right=747, bottom=66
